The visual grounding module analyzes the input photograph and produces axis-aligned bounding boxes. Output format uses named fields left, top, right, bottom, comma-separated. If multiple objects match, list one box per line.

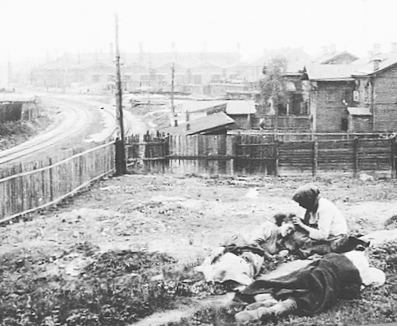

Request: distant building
left=225, top=100, right=256, bottom=129
left=273, top=54, right=397, bottom=133
left=303, top=64, right=357, bottom=132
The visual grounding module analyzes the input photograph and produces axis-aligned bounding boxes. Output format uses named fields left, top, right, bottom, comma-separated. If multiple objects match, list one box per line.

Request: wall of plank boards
left=126, top=134, right=397, bottom=178
left=0, top=142, right=115, bottom=223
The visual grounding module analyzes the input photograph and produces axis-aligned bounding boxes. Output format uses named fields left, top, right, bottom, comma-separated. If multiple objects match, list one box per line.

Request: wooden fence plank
left=124, top=133, right=395, bottom=177
left=0, top=142, right=115, bottom=223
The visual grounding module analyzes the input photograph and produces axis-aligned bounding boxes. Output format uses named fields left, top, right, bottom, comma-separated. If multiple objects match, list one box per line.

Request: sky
left=1, top=0, right=397, bottom=64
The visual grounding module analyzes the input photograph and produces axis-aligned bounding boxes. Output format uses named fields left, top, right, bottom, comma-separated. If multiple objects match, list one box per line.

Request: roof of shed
left=0, top=94, right=36, bottom=102
left=347, top=107, right=372, bottom=116
left=161, top=111, right=235, bottom=135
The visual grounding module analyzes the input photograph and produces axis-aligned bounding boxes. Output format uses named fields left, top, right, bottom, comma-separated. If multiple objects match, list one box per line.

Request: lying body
left=234, top=251, right=385, bottom=324
left=196, top=214, right=368, bottom=287
left=195, top=221, right=293, bottom=286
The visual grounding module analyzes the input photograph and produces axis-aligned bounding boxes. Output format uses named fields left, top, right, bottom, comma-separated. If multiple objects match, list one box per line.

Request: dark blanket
left=237, top=253, right=362, bottom=315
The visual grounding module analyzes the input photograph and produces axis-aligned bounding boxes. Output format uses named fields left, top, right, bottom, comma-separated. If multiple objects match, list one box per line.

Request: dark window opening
left=341, top=118, right=348, bottom=131
left=278, top=103, right=287, bottom=116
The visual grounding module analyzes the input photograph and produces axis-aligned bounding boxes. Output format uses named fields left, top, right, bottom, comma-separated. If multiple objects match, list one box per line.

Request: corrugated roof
left=161, top=111, right=235, bottom=135
left=347, top=107, right=372, bottom=116
left=226, top=100, right=256, bottom=115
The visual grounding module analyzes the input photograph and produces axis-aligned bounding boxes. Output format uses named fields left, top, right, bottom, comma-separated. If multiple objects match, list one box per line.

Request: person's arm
left=292, top=211, right=332, bottom=240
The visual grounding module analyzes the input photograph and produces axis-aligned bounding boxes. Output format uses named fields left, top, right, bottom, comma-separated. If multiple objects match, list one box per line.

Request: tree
left=259, top=56, right=288, bottom=116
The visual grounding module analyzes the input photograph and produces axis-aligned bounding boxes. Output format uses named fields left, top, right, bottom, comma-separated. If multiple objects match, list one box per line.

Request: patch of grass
left=0, top=116, right=51, bottom=150
left=0, top=245, right=223, bottom=326
left=1, top=240, right=396, bottom=326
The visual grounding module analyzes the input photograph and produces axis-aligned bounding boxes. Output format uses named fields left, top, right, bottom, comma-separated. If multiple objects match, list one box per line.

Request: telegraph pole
left=171, top=63, right=177, bottom=126
left=114, top=14, right=127, bottom=175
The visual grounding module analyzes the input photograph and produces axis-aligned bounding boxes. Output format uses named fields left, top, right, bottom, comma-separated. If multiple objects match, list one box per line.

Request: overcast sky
left=1, top=0, right=397, bottom=63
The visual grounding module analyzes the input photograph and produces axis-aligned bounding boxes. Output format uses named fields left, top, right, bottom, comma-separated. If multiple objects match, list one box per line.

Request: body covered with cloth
left=235, top=251, right=385, bottom=324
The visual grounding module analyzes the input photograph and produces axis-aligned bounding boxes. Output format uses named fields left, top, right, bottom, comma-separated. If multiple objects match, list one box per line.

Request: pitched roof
left=305, top=64, right=357, bottom=81
left=161, top=111, right=235, bottom=135
left=319, top=51, right=358, bottom=65
left=347, top=107, right=372, bottom=116
left=226, top=100, right=256, bottom=115
left=352, top=55, right=397, bottom=76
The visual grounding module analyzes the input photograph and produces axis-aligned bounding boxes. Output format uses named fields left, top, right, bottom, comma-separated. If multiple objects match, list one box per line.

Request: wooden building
left=257, top=53, right=397, bottom=134
left=304, top=64, right=357, bottom=132
left=352, top=58, right=397, bottom=132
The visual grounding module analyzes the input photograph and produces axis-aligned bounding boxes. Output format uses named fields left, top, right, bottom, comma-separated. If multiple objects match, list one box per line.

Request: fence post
left=233, top=134, right=241, bottom=175
left=164, top=134, right=170, bottom=172
left=391, top=136, right=396, bottom=179
left=353, top=137, right=359, bottom=177
left=312, top=140, right=318, bottom=177
left=274, top=140, right=279, bottom=176
left=19, top=163, right=24, bottom=211
left=115, top=138, right=127, bottom=175
left=226, top=135, right=234, bottom=175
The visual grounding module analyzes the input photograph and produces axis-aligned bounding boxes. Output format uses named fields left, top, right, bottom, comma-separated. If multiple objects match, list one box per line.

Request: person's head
left=292, top=184, right=320, bottom=211
left=273, top=213, right=295, bottom=237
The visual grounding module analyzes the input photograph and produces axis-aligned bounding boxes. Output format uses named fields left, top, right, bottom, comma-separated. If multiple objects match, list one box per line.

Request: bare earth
left=2, top=174, right=396, bottom=258
left=1, top=173, right=396, bottom=325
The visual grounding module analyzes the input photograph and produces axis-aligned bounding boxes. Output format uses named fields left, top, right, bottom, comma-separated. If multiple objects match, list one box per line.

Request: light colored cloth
left=195, top=251, right=264, bottom=285
left=196, top=222, right=280, bottom=285
left=305, top=197, right=348, bottom=240
left=344, top=250, right=386, bottom=287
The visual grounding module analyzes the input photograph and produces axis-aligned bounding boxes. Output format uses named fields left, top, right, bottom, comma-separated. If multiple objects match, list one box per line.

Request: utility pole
left=171, top=63, right=177, bottom=126
left=114, top=14, right=127, bottom=175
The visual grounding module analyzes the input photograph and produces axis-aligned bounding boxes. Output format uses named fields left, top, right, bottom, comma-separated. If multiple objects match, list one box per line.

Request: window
left=364, top=85, right=370, bottom=103
left=353, top=90, right=359, bottom=102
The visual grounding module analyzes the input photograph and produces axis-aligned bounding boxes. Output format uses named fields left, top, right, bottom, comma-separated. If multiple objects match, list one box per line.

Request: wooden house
left=352, top=57, right=397, bottom=132
left=304, top=64, right=357, bottom=132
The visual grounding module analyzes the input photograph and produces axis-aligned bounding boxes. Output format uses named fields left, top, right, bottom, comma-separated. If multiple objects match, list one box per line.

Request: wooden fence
left=0, top=142, right=115, bottom=223
left=125, top=133, right=397, bottom=178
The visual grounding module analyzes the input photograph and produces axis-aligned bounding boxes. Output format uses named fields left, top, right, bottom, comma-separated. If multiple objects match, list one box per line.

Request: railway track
left=0, top=94, right=145, bottom=167
left=0, top=95, right=113, bottom=166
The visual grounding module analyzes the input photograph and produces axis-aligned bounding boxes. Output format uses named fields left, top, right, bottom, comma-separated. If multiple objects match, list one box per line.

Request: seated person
left=275, top=213, right=368, bottom=258
left=234, top=250, right=385, bottom=324
left=195, top=218, right=294, bottom=287
left=290, top=184, right=368, bottom=256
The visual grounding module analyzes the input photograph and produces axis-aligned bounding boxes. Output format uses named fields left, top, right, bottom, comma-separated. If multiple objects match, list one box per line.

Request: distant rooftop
left=317, top=51, right=359, bottom=65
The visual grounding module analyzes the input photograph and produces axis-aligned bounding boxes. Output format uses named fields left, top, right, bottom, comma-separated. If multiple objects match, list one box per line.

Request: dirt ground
left=1, top=173, right=397, bottom=325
